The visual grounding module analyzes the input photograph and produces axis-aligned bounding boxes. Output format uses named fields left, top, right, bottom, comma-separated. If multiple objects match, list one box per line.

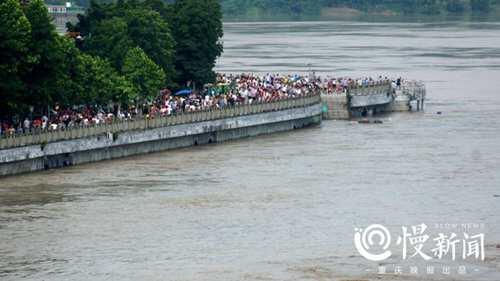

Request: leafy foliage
left=68, top=54, right=132, bottom=105
left=1, top=0, right=224, bottom=120
left=69, top=0, right=175, bottom=85
left=0, top=0, right=31, bottom=115
left=122, top=47, right=166, bottom=103
left=69, top=0, right=223, bottom=88
left=23, top=0, right=63, bottom=109
left=169, top=0, right=224, bottom=87
left=125, top=7, right=175, bottom=84
left=84, top=17, right=133, bottom=70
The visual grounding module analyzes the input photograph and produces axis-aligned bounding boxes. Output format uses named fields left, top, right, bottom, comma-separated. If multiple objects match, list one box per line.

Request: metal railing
left=320, top=81, right=392, bottom=96
left=0, top=94, right=321, bottom=150
left=401, top=81, right=426, bottom=100
left=347, top=82, right=392, bottom=96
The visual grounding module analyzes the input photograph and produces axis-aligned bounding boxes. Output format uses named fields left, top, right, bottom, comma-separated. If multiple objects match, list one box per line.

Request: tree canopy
left=1, top=0, right=224, bottom=120
left=170, top=0, right=224, bottom=87
left=0, top=0, right=31, bottom=116
left=23, top=0, right=63, bottom=109
left=122, top=47, right=166, bottom=103
left=68, top=0, right=176, bottom=85
left=68, top=0, right=224, bottom=87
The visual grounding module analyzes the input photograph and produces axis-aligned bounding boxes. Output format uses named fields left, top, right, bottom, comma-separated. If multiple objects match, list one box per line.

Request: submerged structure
left=321, top=80, right=426, bottom=120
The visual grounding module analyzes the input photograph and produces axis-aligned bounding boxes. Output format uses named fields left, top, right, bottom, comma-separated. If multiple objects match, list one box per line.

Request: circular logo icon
left=354, top=224, right=392, bottom=261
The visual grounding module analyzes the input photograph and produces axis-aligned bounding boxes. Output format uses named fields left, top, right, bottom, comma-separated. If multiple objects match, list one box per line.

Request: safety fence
left=320, top=82, right=392, bottom=96
left=347, top=82, right=392, bottom=96
left=0, top=94, right=321, bottom=150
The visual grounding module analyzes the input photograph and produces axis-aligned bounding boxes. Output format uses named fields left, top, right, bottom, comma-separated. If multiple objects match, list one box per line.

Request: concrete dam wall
left=0, top=95, right=322, bottom=177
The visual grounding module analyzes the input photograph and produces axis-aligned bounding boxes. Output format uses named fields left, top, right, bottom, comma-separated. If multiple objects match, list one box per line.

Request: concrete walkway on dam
left=0, top=95, right=322, bottom=177
left=0, top=81, right=426, bottom=177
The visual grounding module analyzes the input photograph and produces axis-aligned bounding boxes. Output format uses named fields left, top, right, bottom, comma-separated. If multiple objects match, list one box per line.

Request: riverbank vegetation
left=221, top=0, right=500, bottom=20
left=0, top=0, right=222, bottom=120
left=45, top=0, right=500, bottom=20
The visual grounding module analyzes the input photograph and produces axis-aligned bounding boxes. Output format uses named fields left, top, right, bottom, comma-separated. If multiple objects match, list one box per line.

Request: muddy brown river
left=1, top=21, right=500, bottom=280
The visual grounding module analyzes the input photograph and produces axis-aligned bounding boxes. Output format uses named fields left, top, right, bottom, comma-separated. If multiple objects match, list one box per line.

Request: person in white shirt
left=23, top=118, right=31, bottom=133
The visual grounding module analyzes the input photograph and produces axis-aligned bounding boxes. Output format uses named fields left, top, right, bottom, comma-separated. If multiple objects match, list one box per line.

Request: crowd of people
left=321, top=76, right=398, bottom=94
left=0, top=73, right=400, bottom=137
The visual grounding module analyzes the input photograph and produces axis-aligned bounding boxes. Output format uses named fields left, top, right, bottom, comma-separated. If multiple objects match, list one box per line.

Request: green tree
left=23, top=0, right=63, bottom=110
left=49, top=36, right=84, bottom=106
left=170, top=0, right=223, bottom=88
left=0, top=0, right=31, bottom=117
left=144, top=0, right=171, bottom=18
left=85, top=17, right=134, bottom=69
left=122, top=47, right=165, bottom=103
left=47, top=36, right=133, bottom=107
left=70, top=1, right=175, bottom=86
left=125, top=8, right=175, bottom=85
left=67, top=0, right=110, bottom=36
left=75, top=53, right=135, bottom=105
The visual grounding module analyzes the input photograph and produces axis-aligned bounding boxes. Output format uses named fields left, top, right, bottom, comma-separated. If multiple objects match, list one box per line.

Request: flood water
left=1, top=21, right=500, bottom=281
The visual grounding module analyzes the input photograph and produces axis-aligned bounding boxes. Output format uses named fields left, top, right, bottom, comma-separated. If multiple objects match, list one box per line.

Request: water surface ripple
left=1, top=21, right=500, bottom=281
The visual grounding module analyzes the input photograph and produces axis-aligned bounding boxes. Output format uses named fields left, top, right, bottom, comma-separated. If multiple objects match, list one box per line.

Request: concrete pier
left=389, top=94, right=411, bottom=112
left=322, top=81, right=426, bottom=119
left=321, top=93, right=350, bottom=120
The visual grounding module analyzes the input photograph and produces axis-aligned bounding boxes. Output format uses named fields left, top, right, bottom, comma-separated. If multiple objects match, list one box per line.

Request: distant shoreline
left=223, top=15, right=500, bottom=23
left=223, top=7, right=500, bottom=22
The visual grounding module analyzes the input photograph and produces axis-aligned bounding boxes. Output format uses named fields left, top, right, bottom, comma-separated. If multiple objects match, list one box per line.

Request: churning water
left=1, top=21, right=500, bottom=281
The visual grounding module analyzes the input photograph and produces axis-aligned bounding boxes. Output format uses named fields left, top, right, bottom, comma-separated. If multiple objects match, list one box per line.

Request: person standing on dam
left=1, top=73, right=395, bottom=137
